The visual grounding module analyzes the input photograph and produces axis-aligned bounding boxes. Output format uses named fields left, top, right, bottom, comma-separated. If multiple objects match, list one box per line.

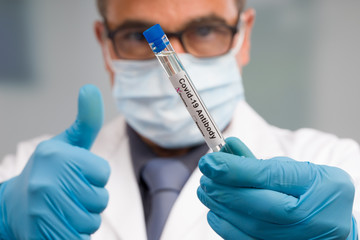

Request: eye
left=194, top=25, right=216, bottom=37
left=123, top=31, right=145, bottom=42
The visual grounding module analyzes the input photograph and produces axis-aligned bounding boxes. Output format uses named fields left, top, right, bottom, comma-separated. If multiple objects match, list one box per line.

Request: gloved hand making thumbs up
left=0, top=85, right=111, bottom=239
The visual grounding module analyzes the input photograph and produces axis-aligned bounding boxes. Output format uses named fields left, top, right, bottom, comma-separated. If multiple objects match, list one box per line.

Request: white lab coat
left=1, top=100, right=359, bottom=239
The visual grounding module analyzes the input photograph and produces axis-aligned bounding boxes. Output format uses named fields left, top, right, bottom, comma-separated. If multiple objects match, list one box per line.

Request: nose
left=169, top=37, right=186, bottom=54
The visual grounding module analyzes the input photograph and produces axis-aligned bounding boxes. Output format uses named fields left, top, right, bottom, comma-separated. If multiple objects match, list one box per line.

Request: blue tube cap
left=143, top=24, right=169, bottom=53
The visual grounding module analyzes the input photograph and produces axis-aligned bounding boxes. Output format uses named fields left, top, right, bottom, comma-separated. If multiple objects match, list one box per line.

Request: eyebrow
left=183, top=15, right=228, bottom=29
left=106, top=14, right=230, bottom=33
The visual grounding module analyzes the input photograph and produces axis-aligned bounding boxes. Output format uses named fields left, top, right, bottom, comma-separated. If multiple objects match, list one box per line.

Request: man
left=0, top=0, right=359, bottom=239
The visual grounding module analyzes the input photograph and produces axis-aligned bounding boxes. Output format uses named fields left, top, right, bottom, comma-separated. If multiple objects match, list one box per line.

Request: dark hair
left=96, top=0, right=246, bottom=19
left=96, top=0, right=107, bottom=19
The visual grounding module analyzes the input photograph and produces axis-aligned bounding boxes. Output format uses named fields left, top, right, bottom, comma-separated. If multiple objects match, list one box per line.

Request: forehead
left=106, top=0, right=238, bottom=31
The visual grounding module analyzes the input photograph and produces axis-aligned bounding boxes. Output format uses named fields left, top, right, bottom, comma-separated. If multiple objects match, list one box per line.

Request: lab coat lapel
left=161, top=100, right=285, bottom=239
left=228, top=100, right=285, bottom=158
left=92, top=117, right=147, bottom=240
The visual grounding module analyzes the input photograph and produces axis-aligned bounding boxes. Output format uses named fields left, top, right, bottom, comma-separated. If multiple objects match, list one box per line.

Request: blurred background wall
left=0, top=0, right=359, bottom=158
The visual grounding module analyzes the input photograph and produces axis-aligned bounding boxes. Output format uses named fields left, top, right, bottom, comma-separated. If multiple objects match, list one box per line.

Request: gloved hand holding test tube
left=143, top=24, right=235, bottom=153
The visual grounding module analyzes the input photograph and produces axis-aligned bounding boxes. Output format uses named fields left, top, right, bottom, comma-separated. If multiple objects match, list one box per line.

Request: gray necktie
left=141, top=158, right=190, bottom=240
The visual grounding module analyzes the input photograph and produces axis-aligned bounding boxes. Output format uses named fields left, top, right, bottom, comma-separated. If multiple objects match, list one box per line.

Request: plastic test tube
left=143, top=24, right=229, bottom=152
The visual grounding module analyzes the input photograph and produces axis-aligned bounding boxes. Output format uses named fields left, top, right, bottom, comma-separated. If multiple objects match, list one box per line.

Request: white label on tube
left=169, top=70, right=224, bottom=149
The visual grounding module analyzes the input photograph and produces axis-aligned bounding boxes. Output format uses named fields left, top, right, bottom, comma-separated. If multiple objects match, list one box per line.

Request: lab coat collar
left=226, top=100, right=285, bottom=159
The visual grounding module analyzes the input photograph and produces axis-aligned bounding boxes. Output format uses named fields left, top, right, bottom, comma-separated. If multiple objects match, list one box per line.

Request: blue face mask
left=111, top=48, right=245, bottom=149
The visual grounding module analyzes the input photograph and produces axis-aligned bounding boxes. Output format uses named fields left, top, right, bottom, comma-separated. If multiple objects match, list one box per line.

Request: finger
left=66, top=210, right=101, bottom=235
left=67, top=145, right=111, bottom=187
left=79, top=234, right=91, bottom=240
left=198, top=153, right=315, bottom=197
left=35, top=208, right=92, bottom=239
left=31, top=140, right=110, bottom=188
left=77, top=186, right=109, bottom=213
left=221, top=137, right=255, bottom=158
left=51, top=188, right=102, bottom=234
left=207, top=211, right=255, bottom=240
left=197, top=187, right=290, bottom=240
left=53, top=84, right=104, bottom=150
left=65, top=171, right=109, bottom=213
left=200, top=176, right=301, bottom=224
left=67, top=148, right=110, bottom=212
left=197, top=186, right=261, bottom=238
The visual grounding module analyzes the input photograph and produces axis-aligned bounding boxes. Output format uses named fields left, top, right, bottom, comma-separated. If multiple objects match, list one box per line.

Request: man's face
left=95, top=0, right=254, bottom=85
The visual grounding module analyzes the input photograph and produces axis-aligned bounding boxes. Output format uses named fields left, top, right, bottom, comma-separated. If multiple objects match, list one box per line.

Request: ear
left=235, top=8, right=256, bottom=67
left=94, top=21, right=115, bottom=86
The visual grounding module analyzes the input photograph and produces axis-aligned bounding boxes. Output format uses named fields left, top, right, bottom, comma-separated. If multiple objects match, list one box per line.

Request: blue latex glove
left=0, top=85, right=111, bottom=239
left=197, top=137, right=357, bottom=239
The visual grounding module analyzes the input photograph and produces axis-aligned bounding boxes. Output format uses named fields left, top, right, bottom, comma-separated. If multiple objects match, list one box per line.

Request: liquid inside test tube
left=143, top=24, right=228, bottom=152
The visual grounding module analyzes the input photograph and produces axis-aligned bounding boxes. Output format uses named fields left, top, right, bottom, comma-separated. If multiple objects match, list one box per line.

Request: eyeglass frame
left=103, top=11, right=242, bottom=59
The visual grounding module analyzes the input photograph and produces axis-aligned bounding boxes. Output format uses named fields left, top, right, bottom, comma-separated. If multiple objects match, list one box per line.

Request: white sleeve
left=329, top=138, right=360, bottom=234
left=0, top=135, right=51, bottom=183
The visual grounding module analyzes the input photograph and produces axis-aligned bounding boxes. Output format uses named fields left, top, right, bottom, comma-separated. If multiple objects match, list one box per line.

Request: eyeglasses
left=105, top=19, right=240, bottom=60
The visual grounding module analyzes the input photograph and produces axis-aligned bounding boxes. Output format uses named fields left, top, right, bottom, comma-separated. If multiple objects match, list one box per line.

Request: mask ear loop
left=232, top=14, right=246, bottom=54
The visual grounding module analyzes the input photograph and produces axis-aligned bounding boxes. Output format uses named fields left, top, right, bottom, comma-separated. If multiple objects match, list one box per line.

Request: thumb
left=53, top=84, right=104, bottom=149
left=221, top=137, right=255, bottom=158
